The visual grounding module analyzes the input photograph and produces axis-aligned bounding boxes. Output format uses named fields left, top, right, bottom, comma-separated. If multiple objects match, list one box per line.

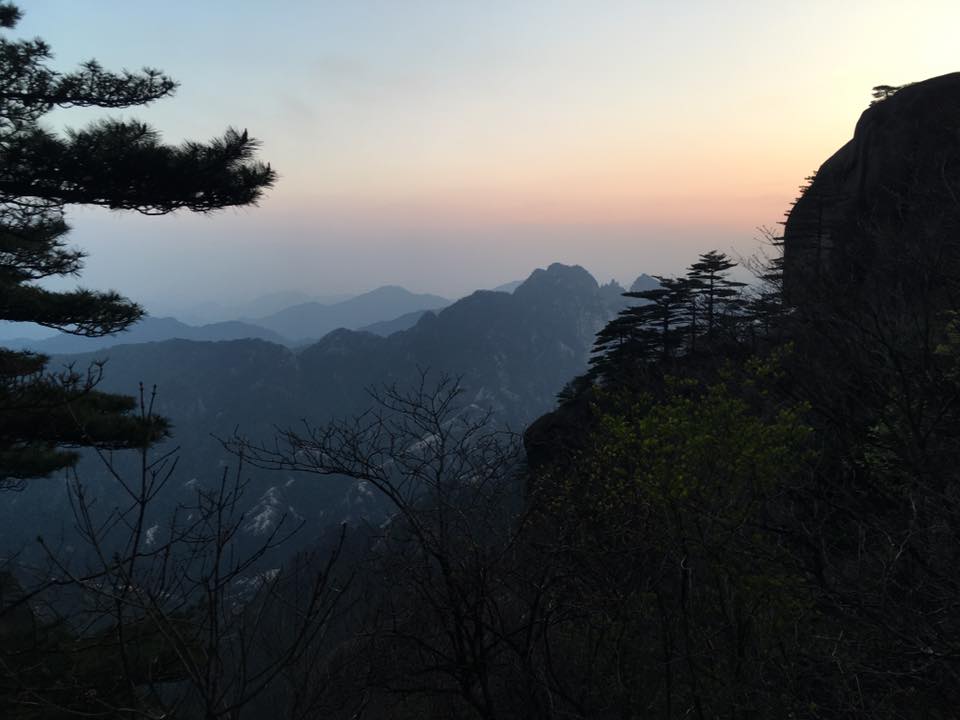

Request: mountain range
left=252, top=285, right=450, bottom=342
left=4, top=317, right=287, bottom=354
left=160, top=290, right=356, bottom=326
left=1, top=263, right=651, bottom=559
left=6, top=285, right=453, bottom=353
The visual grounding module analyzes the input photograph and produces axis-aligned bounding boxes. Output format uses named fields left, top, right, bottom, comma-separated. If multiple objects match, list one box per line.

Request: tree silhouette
left=0, top=3, right=275, bottom=487
left=588, top=251, right=750, bottom=386
left=686, top=250, right=745, bottom=343
left=589, top=276, right=693, bottom=381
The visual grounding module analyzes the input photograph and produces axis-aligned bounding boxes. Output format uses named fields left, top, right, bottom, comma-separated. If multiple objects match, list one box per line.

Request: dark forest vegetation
left=1, top=429, right=349, bottom=719
left=516, top=76, right=960, bottom=718
left=2, top=2, right=960, bottom=715
left=0, top=2, right=274, bottom=488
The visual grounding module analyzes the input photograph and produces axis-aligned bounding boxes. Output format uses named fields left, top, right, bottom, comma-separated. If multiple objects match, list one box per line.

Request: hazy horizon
left=12, top=2, right=960, bottom=314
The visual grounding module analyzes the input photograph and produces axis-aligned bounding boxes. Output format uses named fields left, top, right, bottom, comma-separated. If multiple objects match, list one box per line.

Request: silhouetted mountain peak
left=630, top=274, right=660, bottom=293
left=255, top=286, right=449, bottom=341
left=514, top=263, right=599, bottom=300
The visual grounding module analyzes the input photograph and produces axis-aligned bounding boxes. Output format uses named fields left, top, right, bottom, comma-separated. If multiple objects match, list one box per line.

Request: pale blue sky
left=9, top=1, right=960, bottom=315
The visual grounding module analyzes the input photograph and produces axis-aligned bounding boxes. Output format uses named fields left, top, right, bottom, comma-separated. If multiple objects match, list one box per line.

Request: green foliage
left=541, top=241, right=960, bottom=717
left=539, top=354, right=817, bottom=717
left=592, top=376, right=805, bottom=508
left=554, top=353, right=811, bottom=556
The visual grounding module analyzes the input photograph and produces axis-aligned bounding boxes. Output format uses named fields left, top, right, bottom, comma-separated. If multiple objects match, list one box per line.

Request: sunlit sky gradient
left=13, top=1, right=960, bottom=312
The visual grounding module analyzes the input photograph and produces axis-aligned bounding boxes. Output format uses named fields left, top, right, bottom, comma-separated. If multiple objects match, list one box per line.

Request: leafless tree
left=0, top=386, right=351, bottom=719
left=229, top=372, right=571, bottom=719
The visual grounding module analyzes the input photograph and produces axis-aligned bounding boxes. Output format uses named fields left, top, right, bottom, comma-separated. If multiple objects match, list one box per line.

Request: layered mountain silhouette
left=7, top=285, right=453, bottom=353
left=358, top=309, right=433, bottom=336
left=253, top=285, right=450, bottom=341
left=70, top=263, right=628, bottom=431
left=490, top=279, right=523, bottom=293
left=166, top=290, right=356, bottom=326
left=7, top=316, right=286, bottom=354
left=4, top=263, right=643, bottom=555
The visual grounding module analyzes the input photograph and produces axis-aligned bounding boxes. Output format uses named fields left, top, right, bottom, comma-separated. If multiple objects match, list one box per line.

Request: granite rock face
left=783, top=73, right=960, bottom=308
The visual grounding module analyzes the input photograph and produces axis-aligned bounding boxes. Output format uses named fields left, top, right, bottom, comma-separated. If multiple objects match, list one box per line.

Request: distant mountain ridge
left=358, top=309, right=435, bottom=337
left=7, top=316, right=287, bottom=354
left=164, top=290, right=355, bottom=325
left=491, top=280, right=523, bottom=293
left=254, top=285, right=450, bottom=342
left=2, top=263, right=651, bottom=558
left=4, top=285, right=456, bottom=353
left=47, top=263, right=642, bottom=440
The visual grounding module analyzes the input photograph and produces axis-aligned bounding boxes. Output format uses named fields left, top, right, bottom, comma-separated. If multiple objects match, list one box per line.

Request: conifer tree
left=745, top=228, right=787, bottom=342
left=589, top=276, right=692, bottom=381
left=686, top=250, right=746, bottom=343
left=0, top=4, right=276, bottom=487
left=625, top=276, right=691, bottom=360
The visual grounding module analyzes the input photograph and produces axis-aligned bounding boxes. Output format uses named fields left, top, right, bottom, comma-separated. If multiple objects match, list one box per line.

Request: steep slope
left=783, top=72, right=960, bottom=307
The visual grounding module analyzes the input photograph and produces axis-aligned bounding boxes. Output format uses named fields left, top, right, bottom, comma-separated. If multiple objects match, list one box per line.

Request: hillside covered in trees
left=519, top=74, right=960, bottom=718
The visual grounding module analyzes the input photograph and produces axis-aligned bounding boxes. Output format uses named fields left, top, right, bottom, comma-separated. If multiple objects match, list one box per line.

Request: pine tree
left=0, top=4, right=276, bottom=488
left=588, top=307, right=653, bottom=379
left=625, top=276, right=692, bottom=360
left=745, top=228, right=787, bottom=343
left=686, top=250, right=746, bottom=344
left=589, top=276, right=692, bottom=381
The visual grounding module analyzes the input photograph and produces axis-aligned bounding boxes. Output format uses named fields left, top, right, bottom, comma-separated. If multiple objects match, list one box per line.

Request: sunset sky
left=13, top=1, right=960, bottom=312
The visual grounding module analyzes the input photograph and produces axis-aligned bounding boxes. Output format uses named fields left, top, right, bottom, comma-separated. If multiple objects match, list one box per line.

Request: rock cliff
left=783, top=72, right=960, bottom=308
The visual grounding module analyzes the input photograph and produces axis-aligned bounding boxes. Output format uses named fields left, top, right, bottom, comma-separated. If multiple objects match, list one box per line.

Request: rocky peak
left=514, top=263, right=600, bottom=301
left=783, top=72, right=960, bottom=306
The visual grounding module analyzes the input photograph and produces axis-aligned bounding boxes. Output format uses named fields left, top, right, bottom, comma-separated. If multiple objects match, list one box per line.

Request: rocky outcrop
left=783, top=73, right=960, bottom=307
